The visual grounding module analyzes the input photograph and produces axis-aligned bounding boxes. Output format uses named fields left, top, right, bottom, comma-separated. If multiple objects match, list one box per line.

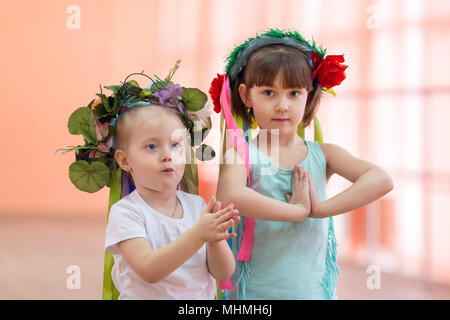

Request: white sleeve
left=105, top=200, right=148, bottom=255
left=195, top=195, right=208, bottom=221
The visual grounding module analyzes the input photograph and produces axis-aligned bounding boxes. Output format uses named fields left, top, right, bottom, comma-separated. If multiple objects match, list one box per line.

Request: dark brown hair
left=232, top=44, right=322, bottom=128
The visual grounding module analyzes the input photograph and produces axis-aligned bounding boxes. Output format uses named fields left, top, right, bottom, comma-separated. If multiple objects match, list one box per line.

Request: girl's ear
left=238, top=83, right=252, bottom=109
left=115, top=149, right=131, bottom=173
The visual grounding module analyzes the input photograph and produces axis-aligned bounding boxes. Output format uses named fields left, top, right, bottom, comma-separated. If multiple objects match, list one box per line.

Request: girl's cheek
left=176, top=164, right=186, bottom=179
left=172, top=149, right=187, bottom=165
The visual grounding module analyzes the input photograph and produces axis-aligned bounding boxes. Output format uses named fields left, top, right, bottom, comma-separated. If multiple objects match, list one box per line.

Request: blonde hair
left=113, top=104, right=197, bottom=194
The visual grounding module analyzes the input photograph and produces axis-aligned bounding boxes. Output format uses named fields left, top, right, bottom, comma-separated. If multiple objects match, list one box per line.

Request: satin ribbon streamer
left=219, top=75, right=254, bottom=263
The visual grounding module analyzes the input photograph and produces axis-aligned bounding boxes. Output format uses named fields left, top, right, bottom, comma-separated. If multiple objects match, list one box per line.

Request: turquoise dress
left=226, top=139, right=339, bottom=300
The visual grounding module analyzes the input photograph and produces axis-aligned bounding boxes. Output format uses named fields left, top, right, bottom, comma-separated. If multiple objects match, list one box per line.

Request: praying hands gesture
left=284, top=165, right=321, bottom=218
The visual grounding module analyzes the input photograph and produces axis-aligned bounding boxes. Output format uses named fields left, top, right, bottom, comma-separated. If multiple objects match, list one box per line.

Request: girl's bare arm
left=216, top=148, right=309, bottom=222
left=311, top=143, right=394, bottom=218
left=117, top=229, right=204, bottom=284
left=117, top=201, right=238, bottom=283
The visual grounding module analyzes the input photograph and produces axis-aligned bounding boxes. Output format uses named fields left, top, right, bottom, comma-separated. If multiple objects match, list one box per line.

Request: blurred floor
left=1, top=215, right=449, bottom=300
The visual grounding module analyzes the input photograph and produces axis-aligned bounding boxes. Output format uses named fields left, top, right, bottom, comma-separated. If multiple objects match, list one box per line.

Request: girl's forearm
left=219, top=186, right=308, bottom=222
left=206, top=240, right=235, bottom=281
left=315, top=168, right=394, bottom=218
left=142, top=227, right=204, bottom=283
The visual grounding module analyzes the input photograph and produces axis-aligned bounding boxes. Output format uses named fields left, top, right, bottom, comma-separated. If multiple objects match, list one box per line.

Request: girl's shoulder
left=110, top=189, right=141, bottom=212
left=108, top=190, right=145, bottom=221
left=317, top=142, right=330, bottom=163
left=317, top=142, right=355, bottom=164
left=316, top=142, right=378, bottom=182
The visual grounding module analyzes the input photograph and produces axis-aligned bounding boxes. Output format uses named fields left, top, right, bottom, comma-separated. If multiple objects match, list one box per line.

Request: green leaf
left=96, top=93, right=111, bottom=112
left=112, top=95, right=118, bottom=114
left=139, top=89, right=152, bottom=98
left=87, top=98, right=97, bottom=109
left=182, top=88, right=207, bottom=111
left=104, top=85, right=121, bottom=95
left=121, top=82, right=133, bottom=93
left=128, top=80, right=140, bottom=87
left=68, top=107, right=97, bottom=144
left=151, top=80, right=168, bottom=93
left=69, top=160, right=110, bottom=193
left=125, top=86, right=142, bottom=96
left=92, top=103, right=107, bottom=118
left=164, top=59, right=181, bottom=83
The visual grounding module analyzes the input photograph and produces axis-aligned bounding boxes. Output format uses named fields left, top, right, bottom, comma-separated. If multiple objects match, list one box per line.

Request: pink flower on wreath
left=89, top=150, right=103, bottom=159
left=94, top=119, right=109, bottom=141
left=97, top=142, right=110, bottom=153
left=119, top=106, right=128, bottom=114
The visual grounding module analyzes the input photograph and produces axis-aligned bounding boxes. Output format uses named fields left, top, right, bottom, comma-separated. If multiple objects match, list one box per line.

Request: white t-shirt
left=105, top=189, right=216, bottom=300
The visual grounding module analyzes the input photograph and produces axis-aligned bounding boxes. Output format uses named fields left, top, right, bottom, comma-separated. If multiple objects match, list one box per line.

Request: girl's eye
left=290, top=90, right=303, bottom=97
left=147, top=144, right=157, bottom=151
left=263, top=90, right=274, bottom=97
left=172, top=142, right=180, bottom=149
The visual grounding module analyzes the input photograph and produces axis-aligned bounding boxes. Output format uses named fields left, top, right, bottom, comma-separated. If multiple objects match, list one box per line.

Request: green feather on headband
left=224, top=28, right=327, bottom=75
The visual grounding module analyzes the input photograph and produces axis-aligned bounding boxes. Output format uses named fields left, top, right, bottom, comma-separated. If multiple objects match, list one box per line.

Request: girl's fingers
left=285, top=193, right=291, bottom=202
left=218, top=218, right=235, bottom=233
left=225, top=232, right=237, bottom=240
left=293, top=166, right=302, bottom=190
left=212, top=200, right=222, bottom=213
left=292, top=169, right=298, bottom=192
left=299, top=166, right=306, bottom=182
left=213, top=204, right=234, bottom=218
left=303, top=171, right=309, bottom=186
left=205, top=196, right=216, bottom=213
left=217, top=209, right=239, bottom=224
left=218, top=231, right=236, bottom=241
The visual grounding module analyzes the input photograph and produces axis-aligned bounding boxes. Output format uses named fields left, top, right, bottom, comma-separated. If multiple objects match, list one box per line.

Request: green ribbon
left=314, top=116, right=324, bottom=144
left=297, top=116, right=323, bottom=143
left=102, top=167, right=122, bottom=300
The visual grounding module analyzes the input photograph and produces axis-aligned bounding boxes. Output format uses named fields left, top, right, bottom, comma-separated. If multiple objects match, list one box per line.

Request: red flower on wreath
left=209, top=73, right=225, bottom=113
left=311, top=51, right=348, bottom=89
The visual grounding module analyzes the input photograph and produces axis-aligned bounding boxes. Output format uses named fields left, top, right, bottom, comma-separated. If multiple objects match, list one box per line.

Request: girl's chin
left=261, top=127, right=297, bottom=136
left=138, top=179, right=183, bottom=193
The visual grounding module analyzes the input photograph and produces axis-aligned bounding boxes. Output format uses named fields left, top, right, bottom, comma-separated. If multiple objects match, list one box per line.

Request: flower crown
left=57, top=60, right=214, bottom=193
left=209, top=28, right=348, bottom=113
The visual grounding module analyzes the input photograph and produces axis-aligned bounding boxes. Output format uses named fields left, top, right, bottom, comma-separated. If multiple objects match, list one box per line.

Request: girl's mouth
left=272, top=118, right=289, bottom=122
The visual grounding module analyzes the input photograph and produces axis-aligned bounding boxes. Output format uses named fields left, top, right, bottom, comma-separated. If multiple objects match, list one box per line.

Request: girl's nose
left=160, top=147, right=172, bottom=162
left=161, top=155, right=172, bottom=162
left=275, top=102, right=289, bottom=113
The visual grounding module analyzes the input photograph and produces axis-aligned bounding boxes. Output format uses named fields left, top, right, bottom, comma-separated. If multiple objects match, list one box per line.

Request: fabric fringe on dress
left=321, top=217, right=339, bottom=299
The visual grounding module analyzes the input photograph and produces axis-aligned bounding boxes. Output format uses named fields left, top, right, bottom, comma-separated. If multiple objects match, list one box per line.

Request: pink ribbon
left=219, top=278, right=235, bottom=290
left=219, top=75, right=254, bottom=262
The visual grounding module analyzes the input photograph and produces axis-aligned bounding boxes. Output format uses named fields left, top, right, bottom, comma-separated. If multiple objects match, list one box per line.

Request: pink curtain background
left=1, top=0, right=449, bottom=286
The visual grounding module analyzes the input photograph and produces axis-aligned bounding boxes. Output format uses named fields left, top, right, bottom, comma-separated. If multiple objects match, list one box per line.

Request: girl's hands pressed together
left=307, top=171, right=321, bottom=218
left=285, top=165, right=311, bottom=216
left=195, top=197, right=240, bottom=243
